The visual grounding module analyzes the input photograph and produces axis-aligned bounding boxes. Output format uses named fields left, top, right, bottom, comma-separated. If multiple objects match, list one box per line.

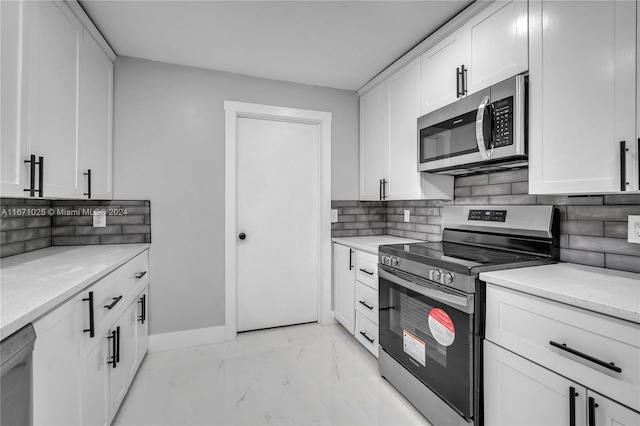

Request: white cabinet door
left=360, top=83, right=387, bottom=200
left=484, top=340, right=587, bottom=426
left=81, top=336, right=109, bottom=426
left=386, top=59, right=422, bottom=200
left=136, top=287, right=149, bottom=367
left=588, top=391, right=640, bottom=426
left=79, top=29, right=113, bottom=200
left=108, top=301, right=138, bottom=421
left=465, top=0, right=528, bottom=95
left=420, top=29, right=467, bottom=116
left=25, top=0, right=83, bottom=198
left=333, top=244, right=356, bottom=334
left=0, top=0, right=28, bottom=197
left=529, top=0, right=638, bottom=194
left=32, top=297, right=83, bottom=426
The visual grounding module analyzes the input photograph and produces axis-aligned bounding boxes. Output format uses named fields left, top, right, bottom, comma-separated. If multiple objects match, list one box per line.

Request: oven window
left=420, top=110, right=478, bottom=163
left=379, top=276, right=474, bottom=419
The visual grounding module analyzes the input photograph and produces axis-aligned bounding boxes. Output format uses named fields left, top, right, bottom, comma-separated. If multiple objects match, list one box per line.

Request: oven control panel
left=468, top=209, right=507, bottom=222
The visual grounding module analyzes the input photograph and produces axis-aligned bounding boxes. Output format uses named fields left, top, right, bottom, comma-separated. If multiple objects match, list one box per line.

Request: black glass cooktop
left=380, top=241, right=552, bottom=275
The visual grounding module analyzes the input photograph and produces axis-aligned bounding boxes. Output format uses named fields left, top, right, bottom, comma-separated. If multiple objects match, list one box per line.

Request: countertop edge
left=1, top=244, right=150, bottom=340
left=480, top=264, right=640, bottom=325
left=332, top=236, right=423, bottom=255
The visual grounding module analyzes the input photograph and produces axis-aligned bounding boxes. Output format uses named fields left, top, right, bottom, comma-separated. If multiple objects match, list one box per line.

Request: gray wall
left=112, top=57, right=359, bottom=335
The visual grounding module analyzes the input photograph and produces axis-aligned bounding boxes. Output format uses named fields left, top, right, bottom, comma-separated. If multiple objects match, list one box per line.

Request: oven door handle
left=475, top=95, right=493, bottom=159
left=379, top=268, right=473, bottom=314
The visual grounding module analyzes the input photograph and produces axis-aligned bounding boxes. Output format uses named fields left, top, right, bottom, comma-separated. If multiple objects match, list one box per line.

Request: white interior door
left=236, top=117, right=319, bottom=332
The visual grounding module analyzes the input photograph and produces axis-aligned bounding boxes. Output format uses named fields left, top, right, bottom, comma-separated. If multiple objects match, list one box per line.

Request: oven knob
left=382, top=255, right=390, bottom=265
left=441, top=272, right=453, bottom=285
left=430, top=269, right=441, bottom=281
left=390, top=257, right=399, bottom=267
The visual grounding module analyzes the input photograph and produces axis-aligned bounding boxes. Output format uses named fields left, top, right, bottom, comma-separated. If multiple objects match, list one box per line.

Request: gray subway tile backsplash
left=0, top=198, right=151, bottom=258
left=332, top=167, right=640, bottom=274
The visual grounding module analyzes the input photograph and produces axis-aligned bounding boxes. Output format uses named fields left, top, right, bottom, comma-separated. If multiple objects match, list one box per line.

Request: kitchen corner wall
left=331, top=168, right=640, bottom=274
left=0, top=198, right=151, bottom=258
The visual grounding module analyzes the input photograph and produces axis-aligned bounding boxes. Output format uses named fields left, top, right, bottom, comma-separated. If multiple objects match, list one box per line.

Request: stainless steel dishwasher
left=1, top=324, right=36, bottom=426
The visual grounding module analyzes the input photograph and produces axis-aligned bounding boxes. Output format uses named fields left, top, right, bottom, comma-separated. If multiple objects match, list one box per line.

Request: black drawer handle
left=359, top=300, right=374, bottom=310
left=108, top=328, right=118, bottom=368
left=359, top=268, right=374, bottom=276
left=588, top=397, right=599, bottom=426
left=549, top=341, right=621, bottom=373
left=82, top=291, right=95, bottom=338
left=104, top=295, right=123, bottom=310
left=138, top=294, right=146, bottom=324
left=359, top=331, right=374, bottom=344
left=135, top=271, right=147, bottom=279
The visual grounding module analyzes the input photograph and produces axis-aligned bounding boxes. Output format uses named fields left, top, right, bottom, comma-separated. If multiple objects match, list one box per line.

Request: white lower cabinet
left=333, top=243, right=356, bottom=334
left=32, top=251, right=149, bottom=426
left=483, top=283, right=640, bottom=425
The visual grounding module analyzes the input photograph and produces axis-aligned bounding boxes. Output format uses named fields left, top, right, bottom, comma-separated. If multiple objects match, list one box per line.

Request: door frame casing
left=224, top=101, right=332, bottom=341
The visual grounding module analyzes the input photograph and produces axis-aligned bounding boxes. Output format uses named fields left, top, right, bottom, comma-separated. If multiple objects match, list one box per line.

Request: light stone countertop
left=1, top=244, right=150, bottom=340
left=331, top=235, right=424, bottom=255
left=480, top=263, right=640, bottom=324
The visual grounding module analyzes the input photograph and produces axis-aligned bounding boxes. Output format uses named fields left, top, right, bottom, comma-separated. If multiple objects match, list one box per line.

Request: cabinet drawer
left=355, top=312, right=379, bottom=358
left=356, top=251, right=378, bottom=290
left=355, top=281, right=378, bottom=324
left=485, top=284, right=640, bottom=412
left=82, top=251, right=149, bottom=343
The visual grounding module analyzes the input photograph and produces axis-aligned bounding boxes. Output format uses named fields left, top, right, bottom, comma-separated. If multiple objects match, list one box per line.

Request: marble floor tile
left=114, top=323, right=430, bottom=426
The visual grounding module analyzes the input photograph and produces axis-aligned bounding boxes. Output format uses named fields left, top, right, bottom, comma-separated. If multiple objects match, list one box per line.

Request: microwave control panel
left=492, top=97, right=513, bottom=148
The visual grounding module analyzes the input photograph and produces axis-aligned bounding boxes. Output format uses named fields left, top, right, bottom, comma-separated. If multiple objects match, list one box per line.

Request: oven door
left=379, top=266, right=474, bottom=420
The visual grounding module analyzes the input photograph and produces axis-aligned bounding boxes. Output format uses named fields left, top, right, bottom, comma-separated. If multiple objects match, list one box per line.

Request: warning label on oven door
left=403, top=330, right=426, bottom=366
left=428, top=308, right=456, bottom=347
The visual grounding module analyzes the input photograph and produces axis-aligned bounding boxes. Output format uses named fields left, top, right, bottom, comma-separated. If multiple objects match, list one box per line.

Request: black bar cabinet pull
left=37, top=156, right=43, bottom=197
left=620, top=141, right=627, bottom=191
left=104, top=295, right=123, bottom=310
left=24, top=155, right=36, bottom=196
left=359, top=268, right=374, bottom=276
left=115, top=326, right=120, bottom=364
left=108, top=329, right=117, bottom=368
left=359, top=331, right=374, bottom=344
left=569, top=387, right=578, bottom=426
left=82, top=291, right=95, bottom=338
left=359, top=300, right=374, bottom=310
left=588, top=397, right=598, bottom=426
left=382, top=179, right=387, bottom=200
left=84, top=169, right=92, bottom=199
left=379, top=179, right=383, bottom=201
left=549, top=341, right=622, bottom=373
left=138, top=294, right=146, bottom=324
left=348, top=248, right=354, bottom=271
left=456, top=67, right=461, bottom=98
left=135, top=271, right=147, bottom=279
left=462, top=64, right=468, bottom=95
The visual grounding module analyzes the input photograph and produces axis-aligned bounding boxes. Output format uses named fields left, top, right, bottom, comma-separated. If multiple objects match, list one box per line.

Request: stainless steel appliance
left=1, top=324, right=36, bottom=426
left=417, top=75, right=527, bottom=175
left=378, top=205, right=558, bottom=426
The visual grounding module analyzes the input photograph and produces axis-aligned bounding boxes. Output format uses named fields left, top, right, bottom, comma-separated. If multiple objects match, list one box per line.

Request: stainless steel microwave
left=418, top=75, right=527, bottom=175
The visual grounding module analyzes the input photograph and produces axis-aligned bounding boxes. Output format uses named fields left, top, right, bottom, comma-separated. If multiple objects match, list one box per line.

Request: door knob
left=238, top=233, right=246, bottom=240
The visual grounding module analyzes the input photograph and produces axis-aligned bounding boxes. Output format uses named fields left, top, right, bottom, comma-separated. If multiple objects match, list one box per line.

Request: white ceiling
left=79, top=0, right=473, bottom=91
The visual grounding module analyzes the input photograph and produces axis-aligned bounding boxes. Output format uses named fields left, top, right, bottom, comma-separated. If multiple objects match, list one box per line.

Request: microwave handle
left=476, top=96, right=494, bottom=159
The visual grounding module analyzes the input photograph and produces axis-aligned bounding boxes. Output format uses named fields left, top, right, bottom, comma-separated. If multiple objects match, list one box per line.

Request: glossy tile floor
left=114, top=323, right=431, bottom=425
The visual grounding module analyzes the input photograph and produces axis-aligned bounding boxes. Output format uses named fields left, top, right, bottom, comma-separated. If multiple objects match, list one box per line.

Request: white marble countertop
left=480, top=263, right=640, bottom=324
left=1, top=244, right=150, bottom=340
left=332, top=235, right=423, bottom=255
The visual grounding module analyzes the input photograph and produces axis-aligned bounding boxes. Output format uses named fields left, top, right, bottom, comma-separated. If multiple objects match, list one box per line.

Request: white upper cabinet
left=79, top=29, right=114, bottom=200
left=0, top=0, right=114, bottom=200
left=360, top=60, right=454, bottom=201
left=528, top=0, right=638, bottom=194
left=25, top=0, right=84, bottom=199
left=464, top=0, right=528, bottom=95
left=420, top=0, right=528, bottom=116
left=420, top=30, right=467, bottom=116
left=359, top=82, right=388, bottom=201
left=386, top=59, right=422, bottom=200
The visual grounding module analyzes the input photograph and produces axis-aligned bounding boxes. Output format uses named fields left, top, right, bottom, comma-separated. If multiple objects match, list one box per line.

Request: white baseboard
left=149, top=325, right=226, bottom=353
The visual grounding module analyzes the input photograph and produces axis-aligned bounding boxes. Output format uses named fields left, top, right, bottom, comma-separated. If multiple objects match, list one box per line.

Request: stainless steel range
left=378, top=205, right=559, bottom=426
